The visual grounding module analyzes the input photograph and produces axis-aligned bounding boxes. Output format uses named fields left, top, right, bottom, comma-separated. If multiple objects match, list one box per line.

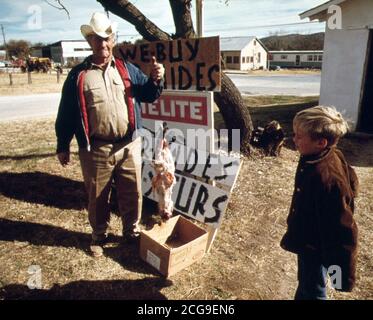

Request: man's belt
left=92, top=133, right=132, bottom=144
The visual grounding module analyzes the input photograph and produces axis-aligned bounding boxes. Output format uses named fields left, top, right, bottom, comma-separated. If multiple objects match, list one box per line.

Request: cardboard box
left=139, top=215, right=208, bottom=277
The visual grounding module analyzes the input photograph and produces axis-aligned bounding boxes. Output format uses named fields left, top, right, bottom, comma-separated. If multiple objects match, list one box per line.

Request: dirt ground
left=0, top=104, right=372, bottom=300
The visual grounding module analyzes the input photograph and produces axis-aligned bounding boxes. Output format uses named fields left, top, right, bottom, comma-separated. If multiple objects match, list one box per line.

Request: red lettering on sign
left=141, top=95, right=208, bottom=125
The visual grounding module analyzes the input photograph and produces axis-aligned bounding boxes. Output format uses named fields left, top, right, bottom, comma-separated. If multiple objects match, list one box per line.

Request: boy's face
left=293, top=124, right=327, bottom=156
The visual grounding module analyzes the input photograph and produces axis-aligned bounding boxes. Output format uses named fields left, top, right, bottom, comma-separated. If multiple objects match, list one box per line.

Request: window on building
left=308, top=55, right=313, bottom=61
left=233, top=56, right=239, bottom=64
left=258, top=52, right=261, bottom=63
left=242, top=57, right=245, bottom=63
left=254, top=40, right=257, bottom=46
left=314, top=55, right=318, bottom=61
left=246, top=57, right=250, bottom=63
left=227, top=56, right=232, bottom=63
left=318, top=55, right=323, bottom=61
left=250, top=57, right=254, bottom=63
left=281, top=55, right=288, bottom=60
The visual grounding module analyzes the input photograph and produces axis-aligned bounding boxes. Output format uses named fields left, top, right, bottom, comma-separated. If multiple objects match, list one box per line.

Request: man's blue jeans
left=295, top=252, right=328, bottom=300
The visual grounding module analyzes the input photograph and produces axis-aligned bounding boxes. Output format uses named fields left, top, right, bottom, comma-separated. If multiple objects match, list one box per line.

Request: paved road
left=0, top=93, right=61, bottom=122
left=227, top=73, right=321, bottom=96
left=0, top=74, right=321, bottom=121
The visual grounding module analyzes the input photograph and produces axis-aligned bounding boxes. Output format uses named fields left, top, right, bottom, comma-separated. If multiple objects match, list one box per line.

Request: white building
left=269, top=50, right=323, bottom=69
left=0, top=50, right=6, bottom=60
left=49, top=40, right=92, bottom=66
left=220, top=37, right=268, bottom=71
left=301, top=0, right=373, bottom=132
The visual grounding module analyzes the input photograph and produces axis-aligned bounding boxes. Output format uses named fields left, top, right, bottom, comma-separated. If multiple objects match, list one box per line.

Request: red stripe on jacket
left=77, top=70, right=90, bottom=144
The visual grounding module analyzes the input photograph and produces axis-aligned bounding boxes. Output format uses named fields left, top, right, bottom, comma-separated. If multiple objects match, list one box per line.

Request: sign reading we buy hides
left=117, top=36, right=221, bottom=91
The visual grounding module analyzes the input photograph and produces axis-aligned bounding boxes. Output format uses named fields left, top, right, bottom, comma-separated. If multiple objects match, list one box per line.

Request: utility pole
left=1, top=24, right=8, bottom=60
left=196, top=0, right=204, bottom=37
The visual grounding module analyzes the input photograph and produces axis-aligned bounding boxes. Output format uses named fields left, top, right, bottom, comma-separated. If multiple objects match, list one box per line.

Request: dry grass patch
left=243, top=95, right=318, bottom=108
left=0, top=110, right=372, bottom=300
left=246, top=69, right=321, bottom=76
left=0, top=72, right=67, bottom=96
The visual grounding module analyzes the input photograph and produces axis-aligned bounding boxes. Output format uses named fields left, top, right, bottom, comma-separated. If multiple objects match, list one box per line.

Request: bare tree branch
left=97, top=0, right=252, bottom=152
left=97, top=0, right=171, bottom=41
left=44, top=0, right=70, bottom=19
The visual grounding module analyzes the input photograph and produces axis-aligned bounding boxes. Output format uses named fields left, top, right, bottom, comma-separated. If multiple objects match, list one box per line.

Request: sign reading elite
left=141, top=90, right=214, bottom=152
left=117, top=36, right=221, bottom=91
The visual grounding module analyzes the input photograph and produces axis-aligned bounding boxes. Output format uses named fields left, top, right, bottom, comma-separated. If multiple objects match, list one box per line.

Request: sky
left=0, top=0, right=328, bottom=45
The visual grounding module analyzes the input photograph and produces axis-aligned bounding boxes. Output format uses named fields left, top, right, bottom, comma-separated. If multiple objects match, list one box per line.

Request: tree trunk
left=97, top=0, right=253, bottom=153
left=168, top=0, right=196, bottom=39
left=215, top=73, right=252, bottom=153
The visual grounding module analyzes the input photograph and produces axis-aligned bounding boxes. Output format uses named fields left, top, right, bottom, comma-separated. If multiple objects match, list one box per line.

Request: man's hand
left=57, top=152, right=70, bottom=167
left=150, top=56, right=165, bottom=83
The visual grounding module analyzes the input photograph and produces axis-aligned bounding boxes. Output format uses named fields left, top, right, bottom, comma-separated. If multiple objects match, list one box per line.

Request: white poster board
left=140, top=90, right=241, bottom=231
left=142, top=150, right=240, bottom=228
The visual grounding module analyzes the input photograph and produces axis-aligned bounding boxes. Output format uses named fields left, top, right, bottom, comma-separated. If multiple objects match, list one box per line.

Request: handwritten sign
left=142, top=160, right=232, bottom=228
left=141, top=140, right=241, bottom=228
left=117, top=36, right=221, bottom=91
left=139, top=86, right=241, bottom=227
left=170, top=142, right=241, bottom=192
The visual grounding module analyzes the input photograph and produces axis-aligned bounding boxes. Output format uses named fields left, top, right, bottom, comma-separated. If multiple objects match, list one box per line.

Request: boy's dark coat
left=281, top=147, right=359, bottom=292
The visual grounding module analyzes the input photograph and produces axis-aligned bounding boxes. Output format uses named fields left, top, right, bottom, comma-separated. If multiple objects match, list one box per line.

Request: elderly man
left=55, top=12, right=164, bottom=257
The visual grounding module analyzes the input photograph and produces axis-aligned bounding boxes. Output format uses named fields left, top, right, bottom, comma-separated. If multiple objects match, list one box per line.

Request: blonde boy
left=281, top=106, right=358, bottom=300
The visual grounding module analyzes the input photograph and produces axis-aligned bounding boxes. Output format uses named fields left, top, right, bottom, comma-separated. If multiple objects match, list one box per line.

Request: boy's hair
left=294, top=106, right=349, bottom=146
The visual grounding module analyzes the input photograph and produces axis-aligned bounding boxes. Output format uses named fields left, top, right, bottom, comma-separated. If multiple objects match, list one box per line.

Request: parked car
left=0, top=60, right=12, bottom=67
left=269, top=65, right=281, bottom=71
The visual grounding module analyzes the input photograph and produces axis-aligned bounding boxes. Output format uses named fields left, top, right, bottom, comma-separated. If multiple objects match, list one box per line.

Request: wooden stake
left=206, top=225, right=218, bottom=253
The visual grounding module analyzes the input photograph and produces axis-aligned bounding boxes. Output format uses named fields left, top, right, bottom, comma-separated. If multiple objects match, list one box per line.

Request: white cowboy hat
left=81, top=12, right=118, bottom=39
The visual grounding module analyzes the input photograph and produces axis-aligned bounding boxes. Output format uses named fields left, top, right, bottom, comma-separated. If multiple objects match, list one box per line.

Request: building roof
left=49, top=39, right=88, bottom=47
left=220, top=36, right=257, bottom=51
left=270, top=50, right=323, bottom=54
left=299, top=0, right=347, bottom=20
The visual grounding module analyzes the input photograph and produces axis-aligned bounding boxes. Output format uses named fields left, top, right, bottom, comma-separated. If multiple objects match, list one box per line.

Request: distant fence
left=0, top=70, right=67, bottom=87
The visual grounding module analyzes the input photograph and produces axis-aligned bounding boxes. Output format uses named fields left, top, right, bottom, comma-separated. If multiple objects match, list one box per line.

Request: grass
left=0, top=72, right=67, bottom=96
left=243, top=95, right=318, bottom=107
left=248, top=69, right=321, bottom=76
left=0, top=96, right=372, bottom=300
left=225, top=69, right=321, bottom=76
left=1, top=71, right=319, bottom=96
left=246, top=97, right=319, bottom=134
